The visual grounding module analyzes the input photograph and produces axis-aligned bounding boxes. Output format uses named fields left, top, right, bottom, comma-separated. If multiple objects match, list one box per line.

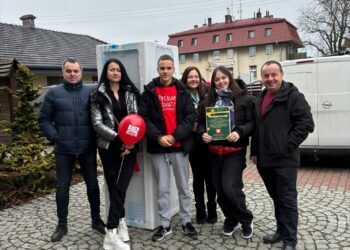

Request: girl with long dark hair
left=181, top=66, right=217, bottom=224
left=198, top=66, right=255, bottom=239
left=90, top=58, right=140, bottom=250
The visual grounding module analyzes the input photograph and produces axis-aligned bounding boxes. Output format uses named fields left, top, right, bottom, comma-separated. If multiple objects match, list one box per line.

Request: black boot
left=51, top=224, right=67, bottom=242
left=206, top=201, right=217, bottom=224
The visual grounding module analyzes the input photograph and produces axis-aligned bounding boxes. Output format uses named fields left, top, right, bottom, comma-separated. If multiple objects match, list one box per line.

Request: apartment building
left=167, top=10, right=304, bottom=83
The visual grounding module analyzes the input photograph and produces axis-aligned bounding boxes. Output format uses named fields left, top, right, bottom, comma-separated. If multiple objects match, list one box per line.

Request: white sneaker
left=103, top=228, right=130, bottom=250
left=117, top=218, right=130, bottom=242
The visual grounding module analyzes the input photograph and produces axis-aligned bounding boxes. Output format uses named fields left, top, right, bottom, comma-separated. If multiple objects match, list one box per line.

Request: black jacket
left=38, top=81, right=96, bottom=154
left=198, top=79, right=255, bottom=148
left=251, top=81, right=314, bottom=167
left=139, top=77, right=196, bottom=154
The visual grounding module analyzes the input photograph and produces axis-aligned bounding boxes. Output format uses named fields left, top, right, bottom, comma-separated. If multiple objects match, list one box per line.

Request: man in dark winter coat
left=38, top=59, right=105, bottom=242
left=139, top=55, right=198, bottom=242
left=251, top=60, right=314, bottom=250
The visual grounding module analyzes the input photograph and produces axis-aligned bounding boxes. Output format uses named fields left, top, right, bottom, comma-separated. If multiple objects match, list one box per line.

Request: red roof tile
left=167, top=17, right=303, bottom=54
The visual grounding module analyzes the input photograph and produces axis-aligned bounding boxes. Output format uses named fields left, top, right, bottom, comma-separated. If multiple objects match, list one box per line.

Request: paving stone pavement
left=0, top=165, right=349, bottom=250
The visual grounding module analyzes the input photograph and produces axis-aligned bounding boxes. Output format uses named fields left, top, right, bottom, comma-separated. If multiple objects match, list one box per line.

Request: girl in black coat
left=181, top=66, right=217, bottom=224
left=199, top=66, right=255, bottom=239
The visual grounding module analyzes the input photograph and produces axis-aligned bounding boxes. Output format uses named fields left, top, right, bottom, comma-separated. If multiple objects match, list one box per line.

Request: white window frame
left=266, top=44, right=273, bottom=55
left=227, top=49, right=234, bottom=59
left=226, top=33, right=232, bottom=41
left=249, top=46, right=256, bottom=57
left=179, top=54, right=186, bottom=64
left=248, top=30, right=255, bottom=39
left=213, top=50, right=220, bottom=60
left=191, top=38, right=198, bottom=46
left=249, top=65, right=257, bottom=80
left=193, top=53, right=200, bottom=62
left=178, top=40, right=184, bottom=47
left=213, top=35, right=219, bottom=43
left=265, top=28, right=272, bottom=36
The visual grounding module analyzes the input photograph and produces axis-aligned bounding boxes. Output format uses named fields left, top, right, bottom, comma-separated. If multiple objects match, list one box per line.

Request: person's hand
left=166, top=135, right=176, bottom=145
left=227, top=131, right=240, bottom=142
left=159, top=136, right=173, bottom=147
left=202, top=133, right=213, bottom=143
left=121, top=148, right=131, bottom=157
left=250, top=156, right=257, bottom=164
left=123, top=144, right=135, bottom=150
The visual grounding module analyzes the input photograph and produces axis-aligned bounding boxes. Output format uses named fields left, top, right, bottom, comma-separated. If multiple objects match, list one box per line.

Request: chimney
left=225, top=15, right=232, bottom=24
left=20, top=14, right=36, bottom=28
left=208, top=17, right=212, bottom=26
left=264, top=10, right=273, bottom=18
left=194, top=25, right=198, bottom=28
left=256, top=9, right=262, bottom=18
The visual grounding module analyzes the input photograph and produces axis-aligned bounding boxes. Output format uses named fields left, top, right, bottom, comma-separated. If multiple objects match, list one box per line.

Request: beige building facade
left=168, top=11, right=304, bottom=83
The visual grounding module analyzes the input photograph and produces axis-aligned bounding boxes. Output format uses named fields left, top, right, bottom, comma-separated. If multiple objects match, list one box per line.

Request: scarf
left=215, top=89, right=235, bottom=130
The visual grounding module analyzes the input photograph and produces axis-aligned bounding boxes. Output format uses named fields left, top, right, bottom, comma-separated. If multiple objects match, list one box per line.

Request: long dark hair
left=206, top=66, right=241, bottom=107
left=181, top=66, right=207, bottom=101
left=98, top=58, right=139, bottom=94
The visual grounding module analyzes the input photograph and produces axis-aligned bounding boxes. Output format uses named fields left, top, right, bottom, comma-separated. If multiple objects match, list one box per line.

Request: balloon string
left=112, top=114, right=120, bottom=127
left=116, top=156, right=125, bottom=185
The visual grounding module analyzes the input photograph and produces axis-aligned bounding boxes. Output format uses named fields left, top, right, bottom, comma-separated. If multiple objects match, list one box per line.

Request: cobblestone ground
left=0, top=165, right=349, bottom=250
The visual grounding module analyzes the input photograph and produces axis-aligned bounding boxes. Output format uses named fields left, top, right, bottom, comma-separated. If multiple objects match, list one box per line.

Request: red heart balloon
left=118, top=114, right=146, bottom=145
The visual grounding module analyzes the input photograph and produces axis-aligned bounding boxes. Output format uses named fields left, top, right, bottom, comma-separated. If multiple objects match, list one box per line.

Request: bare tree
left=298, top=0, right=350, bottom=56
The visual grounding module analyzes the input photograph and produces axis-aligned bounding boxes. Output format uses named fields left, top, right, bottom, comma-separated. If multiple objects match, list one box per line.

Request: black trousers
left=189, top=145, right=216, bottom=213
left=258, top=166, right=298, bottom=247
left=210, top=150, right=253, bottom=225
left=98, top=142, right=136, bottom=229
left=55, top=152, right=101, bottom=225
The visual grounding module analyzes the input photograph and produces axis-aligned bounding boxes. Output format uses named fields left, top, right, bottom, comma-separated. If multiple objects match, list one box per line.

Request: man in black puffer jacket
left=251, top=60, right=314, bottom=250
left=38, top=59, right=105, bottom=242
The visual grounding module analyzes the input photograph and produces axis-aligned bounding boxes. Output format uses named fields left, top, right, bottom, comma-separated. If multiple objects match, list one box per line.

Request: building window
left=266, top=44, right=273, bottom=55
left=178, top=40, right=184, bottom=47
left=227, top=67, right=233, bottom=76
left=213, top=35, right=219, bottom=43
left=249, top=46, right=256, bottom=57
left=265, top=28, right=272, bottom=36
left=248, top=30, right=255, bottom=39
left=47, top=76, right=62, bottom=86
left=227, top=49, right=234, bottom=59
left=226, top=33, right=232, bottom=41
left=92, top=76, right=98, bottom=82
left=249, top=65, right=257, bottom=80
left=213, top=50, right=220, bottom=60
left=191, top=38, right=198, bottom=46
left=179, top=54, right=186, bottom=64
left=193, top=53, right=200, bottom=62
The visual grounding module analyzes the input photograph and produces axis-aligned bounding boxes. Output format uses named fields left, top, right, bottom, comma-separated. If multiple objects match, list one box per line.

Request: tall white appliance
left=96, top=42, right=180, bottom=229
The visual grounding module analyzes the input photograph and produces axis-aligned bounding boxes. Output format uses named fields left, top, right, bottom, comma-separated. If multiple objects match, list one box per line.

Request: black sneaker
left=152, top=226, right=172, bottom=241
left=51, top=224, right=68, bottom=242
left=223, top=218, right=238, bottom=236
left=182, top=222, right=198, bottom=240
left=241, top=220, right=254, bottom=239
left=92, top=218, right=106, bottom=234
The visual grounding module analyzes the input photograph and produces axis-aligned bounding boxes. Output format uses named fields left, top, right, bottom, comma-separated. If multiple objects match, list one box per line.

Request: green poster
left=206, top=106, right=231, bottom=141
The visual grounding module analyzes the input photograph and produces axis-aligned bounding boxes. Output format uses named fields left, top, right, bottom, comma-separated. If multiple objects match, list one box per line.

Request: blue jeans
left=55, top=152, right=101, bottom=225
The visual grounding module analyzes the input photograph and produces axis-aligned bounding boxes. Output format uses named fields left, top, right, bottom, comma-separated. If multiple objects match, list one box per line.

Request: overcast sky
left=0, top=0, right=312, bottom=44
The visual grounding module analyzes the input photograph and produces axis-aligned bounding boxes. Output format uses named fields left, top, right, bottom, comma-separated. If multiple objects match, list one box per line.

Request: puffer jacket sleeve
left=287, top=91, right=314, bottom=148
left=90, top=93, right=117, bottom=141
left=234, top=96, right=255, bottom=138
left=38, top=88, right=58, bottom=142
left=172, top=90, right=196, bottom=141
left=139, top=91, right=163, bottom=142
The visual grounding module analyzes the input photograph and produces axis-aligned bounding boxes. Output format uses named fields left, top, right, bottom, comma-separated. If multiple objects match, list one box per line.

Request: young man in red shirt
left=139, top=55, right=198, bottom=241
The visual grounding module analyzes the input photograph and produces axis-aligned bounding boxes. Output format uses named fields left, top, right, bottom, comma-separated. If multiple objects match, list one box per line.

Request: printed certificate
left=206, top=107, right=231, bottom=141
